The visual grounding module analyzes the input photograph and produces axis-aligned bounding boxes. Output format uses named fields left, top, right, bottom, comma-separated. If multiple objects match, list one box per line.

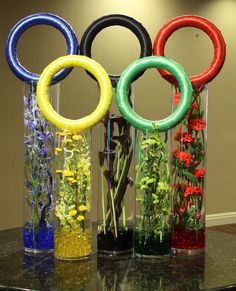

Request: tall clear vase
left=97, top=87, right=135, bottom=257
left=54, top=129, right=92, bottom=260
left=171, top=85, right=208, bottom=255
left=23, top=81, right=59, bottom=253
left=134, top=128, right=171, bottom=258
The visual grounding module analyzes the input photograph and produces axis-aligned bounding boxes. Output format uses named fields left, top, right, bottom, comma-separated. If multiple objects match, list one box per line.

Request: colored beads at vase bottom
left=23, top=222, right=54, bottom=252
left=55, top=227, right=92, bottom=260
left=171, top=226, right=205, bottom=252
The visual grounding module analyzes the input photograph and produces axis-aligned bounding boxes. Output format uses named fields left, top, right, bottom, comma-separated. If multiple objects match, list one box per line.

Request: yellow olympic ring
left=36, top=55, right=112, bottom=131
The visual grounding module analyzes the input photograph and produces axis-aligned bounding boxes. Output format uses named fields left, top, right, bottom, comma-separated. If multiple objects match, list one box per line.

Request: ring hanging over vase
left=80, top=14, right=152, bottom=257
left=153, top=15, right=226, bottom=255
left=36, top=55, right=112, bottom=260
left=5, top=13, right=78, bottom=84
left=80, top=14, right=152, bottom=87
left=5, top=13, right=79, bottom=253
left=116, top=56, right=192, bottom=258
left=153, top=15, right=226, bottom=88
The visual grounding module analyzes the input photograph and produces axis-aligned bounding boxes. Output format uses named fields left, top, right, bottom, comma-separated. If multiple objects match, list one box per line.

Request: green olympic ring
left=116, top=56, right=192, bottom=132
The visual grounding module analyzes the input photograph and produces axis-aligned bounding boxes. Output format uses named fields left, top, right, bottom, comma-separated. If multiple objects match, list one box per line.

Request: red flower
left=184, top=186, right=203, bottom=198
left=174, top=131, right=194, bottom=144
left=178, top=151, right=192, bottom=167
left=174, top=92, right=181, bottom=104
left=188, top=119, right=206, bottom=131
left=191, top=101, right=198, bottom=110
left=193, top=186, right=204, bottom=196
left=173, top=147, right=180, bottom=158
left=181, top=132, right=194, bottom=143
left=193, top=168, right=205, bottom=179
left=184, top=186, right=194, bottom=198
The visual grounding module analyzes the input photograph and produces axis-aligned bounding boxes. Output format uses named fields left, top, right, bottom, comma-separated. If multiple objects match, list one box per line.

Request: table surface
left=0, top=228, right=236, bottom=291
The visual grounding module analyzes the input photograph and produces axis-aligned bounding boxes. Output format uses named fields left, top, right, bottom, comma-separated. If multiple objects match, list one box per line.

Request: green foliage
left=135, top=126, right=171, bottom=243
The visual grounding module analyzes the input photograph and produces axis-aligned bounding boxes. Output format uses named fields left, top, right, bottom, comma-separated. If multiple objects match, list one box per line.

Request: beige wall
left=0, top=0, right=235, bottom=230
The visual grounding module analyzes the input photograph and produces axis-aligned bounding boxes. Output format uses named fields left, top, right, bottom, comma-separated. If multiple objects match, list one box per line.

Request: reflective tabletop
left=0, top=228, right=235, bottom=290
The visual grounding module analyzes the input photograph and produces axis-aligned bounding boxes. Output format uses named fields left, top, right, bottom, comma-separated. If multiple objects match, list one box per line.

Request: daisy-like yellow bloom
left=68, top=177, right=77, bottom=184
left=56, top=132, right=66, bottom=137
left=63, top=170, right=74, bottom=177
left=63, top=138, right=73, bottom=144
left=56, top=170, right=63, bottom=174
left=77, top=215, right=85, bottom=221
left=79, top=205, right=88, bottom=212
left=65, top=130, right=72, bottom=136
left=68, top=209, right=77, bottom=216
left=55, top=147, right=62, bottom=155
left=72, top=134, right=82, bottom=141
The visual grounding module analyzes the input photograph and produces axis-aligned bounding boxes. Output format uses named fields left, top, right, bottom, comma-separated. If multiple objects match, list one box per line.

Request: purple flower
left=23, top=96, right=28, bottom=106
left=25, top=180, right=32, bottom=189
left=39, top=146, right=49, bottom=157
left=24, top=140, right=30, bottom=147
left=28, top=121, right=38, bottom=130
left=38, top=131, right=52, bottom=142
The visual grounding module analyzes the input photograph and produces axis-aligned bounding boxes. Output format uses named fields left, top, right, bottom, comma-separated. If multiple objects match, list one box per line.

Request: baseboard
left=206, top=211, right=236, bottom=227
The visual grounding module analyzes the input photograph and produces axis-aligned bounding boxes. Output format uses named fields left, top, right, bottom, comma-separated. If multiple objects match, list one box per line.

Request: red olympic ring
left=153, top=15, right=226, bottom=88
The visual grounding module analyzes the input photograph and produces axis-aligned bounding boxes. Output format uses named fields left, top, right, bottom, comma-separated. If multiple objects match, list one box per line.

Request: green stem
left=101, top=165, right=106, bottom=234
left=110, top=187, right=118, bottom=238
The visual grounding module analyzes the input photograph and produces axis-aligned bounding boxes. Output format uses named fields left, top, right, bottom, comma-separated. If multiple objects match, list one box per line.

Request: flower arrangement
left=97, top=112, right=134, bottom=255
left=134, top=125, right=171, bottom=257
left=23, top=88, right=55, bottom=252
left=54, top=130, right=92, bottom=260
left=171, top=87, right=206, bottom=252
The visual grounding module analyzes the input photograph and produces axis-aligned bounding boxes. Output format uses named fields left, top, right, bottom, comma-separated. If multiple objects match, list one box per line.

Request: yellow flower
left=68, top=209, right=77, bottom=216
left=79, top=205, right=88, bottom=212
left=56, top=170, right=63, bottom=174
left=63, top=170, right=74, bottom=177
left=55, top=148, right=62, bottom=155
left=63, top=138, right=73, bottom=144
left=56, top=132, right=65, bottom=137
left=77, top=215, right=85, bottom=221
left=65, top=130, right=72, bottom=136
left=72, top=134, right=82, bottom=141
left=68, top=177, right=77, bottom=184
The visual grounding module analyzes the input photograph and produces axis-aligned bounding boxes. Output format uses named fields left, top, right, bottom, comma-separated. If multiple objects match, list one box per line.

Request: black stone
left=134, top=231, right=170, bottom=257
left=97, top=228, right=133, bottom=253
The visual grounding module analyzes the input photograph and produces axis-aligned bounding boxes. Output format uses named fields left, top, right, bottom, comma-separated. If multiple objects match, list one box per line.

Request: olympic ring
left=80, top=14, right=152, bottom=87
left=116, top=56, right=192, bottom=132
left=36, top=55, right=112, bottom=131
left=6, top=13, right=79, bottom=84
left=153, top=15, right=226, bottom=88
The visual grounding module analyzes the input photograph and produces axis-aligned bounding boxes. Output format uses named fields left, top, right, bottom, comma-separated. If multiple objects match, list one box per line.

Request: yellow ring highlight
left=36, top=55, right=112, bottom=131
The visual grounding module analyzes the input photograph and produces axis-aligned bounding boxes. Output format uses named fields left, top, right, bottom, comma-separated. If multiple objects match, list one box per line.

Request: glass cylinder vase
left=171, top=85, right=207, bottom=255
left=97, top=87, right=135, bottom=257
left=54, top=129, right=92, bottom=260
left=134, top=127, right=171, bottom=258
left=23, top=82, right=59, bottom=253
